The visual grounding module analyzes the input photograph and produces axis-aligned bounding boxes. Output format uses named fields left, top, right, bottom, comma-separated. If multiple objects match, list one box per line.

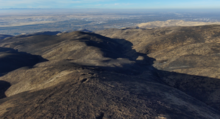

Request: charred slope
left=0, top=31, right=220, bottom=118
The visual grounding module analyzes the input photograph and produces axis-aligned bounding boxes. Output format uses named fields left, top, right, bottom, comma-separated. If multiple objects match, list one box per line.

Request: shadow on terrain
left=96, top=112, right=104, bottom=119
left=78, top=32, right=220, bottom=111
left=76, top=32, right=139, bottom=60
left=0, top=35, right=13, bottom=40
left=0, top=47, right=48, bottom=76
left=0, top=81, right=11, bottom=99
left=155, top=70, right=220, bottom=111
left=0, top=47, right=48, bottom=99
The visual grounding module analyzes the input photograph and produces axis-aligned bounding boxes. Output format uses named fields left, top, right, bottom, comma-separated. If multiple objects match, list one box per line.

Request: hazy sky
left=0, top=0, right=220, bottom=9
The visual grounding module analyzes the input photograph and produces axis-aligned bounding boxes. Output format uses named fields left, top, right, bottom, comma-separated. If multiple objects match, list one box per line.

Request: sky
left=0, top=0, right=220, bottom=9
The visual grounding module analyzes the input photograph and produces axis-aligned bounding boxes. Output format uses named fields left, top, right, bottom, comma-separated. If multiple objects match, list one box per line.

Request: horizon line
left=1, top=8, right=220, bottom=10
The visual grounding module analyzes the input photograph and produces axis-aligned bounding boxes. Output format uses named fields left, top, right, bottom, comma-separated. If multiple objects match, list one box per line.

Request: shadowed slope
left=0, top=47, right=47, bottom=76
left=97, top=25, right=220, bottom=111
left=0, top=34, right=12, bottom=40
left=0, top=47, right=47, bottom=100
left=0, top=81, right=10, bottom=99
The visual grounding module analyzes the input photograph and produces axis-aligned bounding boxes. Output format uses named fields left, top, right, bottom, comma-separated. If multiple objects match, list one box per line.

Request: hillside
left=137, top=20, right=220, bottom=28
left=0, top=26, right=220, bottom=118
left=97, top=25, right=220, bottom=112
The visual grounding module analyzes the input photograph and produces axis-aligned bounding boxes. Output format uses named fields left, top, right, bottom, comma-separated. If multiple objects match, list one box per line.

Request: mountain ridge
left=0, top=26, right=220, bottom=118
left=137, top=20, right=220, bottom=28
